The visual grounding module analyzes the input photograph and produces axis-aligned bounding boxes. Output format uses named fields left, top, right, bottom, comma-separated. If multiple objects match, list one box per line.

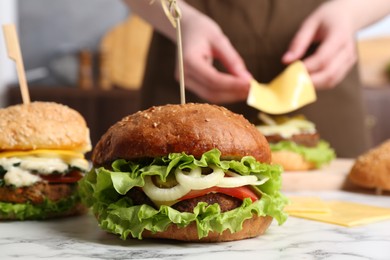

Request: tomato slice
left=39, top=170, right=83, bottom=183
left=179, top=186, right=259, bottom=202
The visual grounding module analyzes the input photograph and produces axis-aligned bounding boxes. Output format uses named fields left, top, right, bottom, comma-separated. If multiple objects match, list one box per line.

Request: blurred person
left=124, top=0, right=390, bottom=157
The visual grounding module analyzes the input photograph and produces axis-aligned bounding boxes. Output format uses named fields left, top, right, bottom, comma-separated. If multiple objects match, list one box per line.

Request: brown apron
left=140, top=0, right=370, bottom=157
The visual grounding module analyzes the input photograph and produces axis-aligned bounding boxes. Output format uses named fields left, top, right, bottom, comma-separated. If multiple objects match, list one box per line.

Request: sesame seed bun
left=92, top=103, right=271, bottom=166
left=348, top=140, right=390, bottom=191
left=0, top=102, right=91, bottom=153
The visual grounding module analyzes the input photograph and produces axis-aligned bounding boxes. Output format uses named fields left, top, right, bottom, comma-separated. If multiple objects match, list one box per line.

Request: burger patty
left=266, top=132, right=320, bottom=147
left=127, top=188, right=242, bottom=213
left=127, top=188, right=155, bottom=207
left=172, top=193, right=242, bottom=213
left=0, top=182, right=77, bottom=205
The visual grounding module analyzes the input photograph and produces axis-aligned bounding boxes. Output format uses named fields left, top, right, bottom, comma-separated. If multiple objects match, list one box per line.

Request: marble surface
left=1, top=190, right=390, bottom=260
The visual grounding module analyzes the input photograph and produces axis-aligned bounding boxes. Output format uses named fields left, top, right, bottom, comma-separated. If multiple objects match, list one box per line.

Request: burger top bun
left=92, top=103, right=271, bottom=166
left=348, top=139, right=390, bottom=191
left=0, top=102, right=91, bottom=153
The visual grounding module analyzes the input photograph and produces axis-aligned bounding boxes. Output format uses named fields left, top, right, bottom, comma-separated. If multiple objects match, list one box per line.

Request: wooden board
left=100, top=15, right=153, bottom=90
left=357, top=37, right=390, bottom=87
left=281, top=159, right=354, bottom=191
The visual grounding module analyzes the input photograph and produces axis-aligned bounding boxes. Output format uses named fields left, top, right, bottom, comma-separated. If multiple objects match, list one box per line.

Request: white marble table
left=1, top=190, right=390, bottom=260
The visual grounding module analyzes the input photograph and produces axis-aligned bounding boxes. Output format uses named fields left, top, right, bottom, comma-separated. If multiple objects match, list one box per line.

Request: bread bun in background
left=81, top=103, right=287, bottom=242
left=0, top=102, right=91, bottom=220
left=348, top=140, right=390, bottom=191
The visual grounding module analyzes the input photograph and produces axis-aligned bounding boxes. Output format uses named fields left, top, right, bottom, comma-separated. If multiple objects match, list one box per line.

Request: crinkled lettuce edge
left=79, top=149, right=288, bottom=240
left=0, top=192, right=82, bottom=220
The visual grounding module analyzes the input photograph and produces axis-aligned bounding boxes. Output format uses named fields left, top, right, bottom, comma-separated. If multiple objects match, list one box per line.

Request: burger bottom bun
left=142, top=215, right=273, bottom=242
left=0, top=202, right=88, bottom=220
left=271, top=150, right=315, bottom=171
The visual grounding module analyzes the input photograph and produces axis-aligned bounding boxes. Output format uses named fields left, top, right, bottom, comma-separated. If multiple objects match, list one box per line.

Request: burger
left=256, top=114, right=335, bottom=171
left=0, top=102, right=91, bottom=220
left=79, top=103, right=287, bottom=242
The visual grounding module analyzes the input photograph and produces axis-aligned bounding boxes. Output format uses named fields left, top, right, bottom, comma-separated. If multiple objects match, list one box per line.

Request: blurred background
left=1, top=0, right=390, bottom=149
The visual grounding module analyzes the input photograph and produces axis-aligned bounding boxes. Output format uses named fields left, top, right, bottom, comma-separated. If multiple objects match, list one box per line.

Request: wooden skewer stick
left=174, top=13, right=185, bottom=105
left=2, top=24, right=31, bottom=104
left=258, top=112, right=277, bottom=126
left=161, top=0, right=185, bottom=104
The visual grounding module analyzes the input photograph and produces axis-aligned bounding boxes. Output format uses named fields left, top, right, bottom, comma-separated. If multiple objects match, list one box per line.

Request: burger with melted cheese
left=79, top=103, right=287, bottom=242
left=0, top=102, right=91, bottom=220
left=256, top=115, right=335, bottom=171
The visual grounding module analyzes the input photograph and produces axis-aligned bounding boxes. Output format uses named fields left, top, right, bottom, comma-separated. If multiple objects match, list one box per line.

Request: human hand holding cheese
left=247, top=61, right=317, bottom=114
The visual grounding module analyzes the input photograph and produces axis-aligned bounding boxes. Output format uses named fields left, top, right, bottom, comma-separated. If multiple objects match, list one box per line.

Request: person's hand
left=177, top=12, right=252, bottom=103
left=282, top=1, right=358, bottom=89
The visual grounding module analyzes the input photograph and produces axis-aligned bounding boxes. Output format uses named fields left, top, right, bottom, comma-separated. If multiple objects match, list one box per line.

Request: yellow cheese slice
left=0, top=149, right=85, bottom=159
left=284, top=196, right=331, bottom=214
left=247, top=61, right=317, bottom=114
left=289, top=200, right=390, bottom=227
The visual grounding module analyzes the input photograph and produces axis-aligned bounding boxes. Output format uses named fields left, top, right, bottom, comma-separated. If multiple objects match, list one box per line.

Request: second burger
left=256, top=115, right=335, bottom=171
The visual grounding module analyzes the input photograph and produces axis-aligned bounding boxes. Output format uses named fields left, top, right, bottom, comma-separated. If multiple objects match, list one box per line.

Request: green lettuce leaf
left=0, top=192, right=82, bottom=220
left=269, top=140, right=335, bottom=168
left=79, top=149, right=288, bottom=239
